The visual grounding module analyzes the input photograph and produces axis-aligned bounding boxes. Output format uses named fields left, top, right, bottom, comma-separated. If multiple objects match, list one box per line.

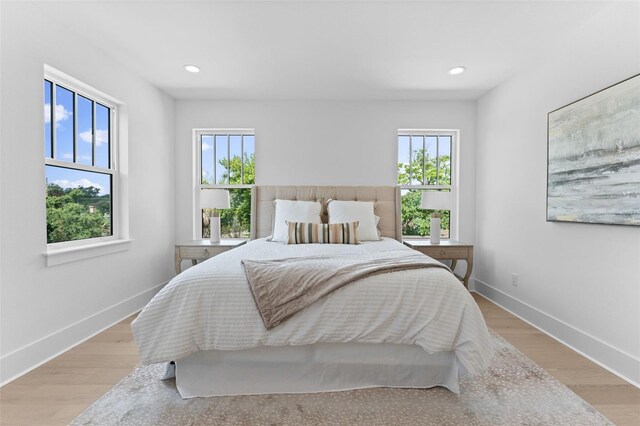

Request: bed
left=132, top=186, right=493, bottom=398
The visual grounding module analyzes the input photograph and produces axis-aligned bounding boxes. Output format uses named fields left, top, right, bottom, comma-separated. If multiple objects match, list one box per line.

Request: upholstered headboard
left=250, top=186, right=403, bottom=242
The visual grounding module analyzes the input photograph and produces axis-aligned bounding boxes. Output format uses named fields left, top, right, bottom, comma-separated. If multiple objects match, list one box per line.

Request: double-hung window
left=397, top=129, right=458, bottom=239
left=195, top=129, right=255, bottom=239
left=44, top=68, right=120, bottom=248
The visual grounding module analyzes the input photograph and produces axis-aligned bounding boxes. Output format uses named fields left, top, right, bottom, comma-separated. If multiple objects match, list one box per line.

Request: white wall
left=475, top=3, right=640, bottom=385
left=174, top=100, right=477, bottom=244
left=0, top=3, right=176, bottom=384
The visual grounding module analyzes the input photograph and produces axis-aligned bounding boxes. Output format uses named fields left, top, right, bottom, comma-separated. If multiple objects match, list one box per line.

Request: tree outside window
left=397, top=132, right=454, bottom=238
left=199, top=131, right=254, bottom=238
left=44, top=73, right=118, bottom=245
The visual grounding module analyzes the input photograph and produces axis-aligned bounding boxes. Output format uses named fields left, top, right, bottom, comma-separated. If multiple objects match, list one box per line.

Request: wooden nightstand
left=403, top=239, right=473, bottom=289
left=175, top=239, right=247, bottom=274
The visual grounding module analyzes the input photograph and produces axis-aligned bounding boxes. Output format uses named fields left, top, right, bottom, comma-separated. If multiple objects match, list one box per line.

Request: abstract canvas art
left=547, top=74, right=640, bottom=226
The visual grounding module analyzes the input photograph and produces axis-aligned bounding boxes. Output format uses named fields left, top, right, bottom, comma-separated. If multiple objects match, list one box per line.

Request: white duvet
left=132, top=238, right=494, bottom=377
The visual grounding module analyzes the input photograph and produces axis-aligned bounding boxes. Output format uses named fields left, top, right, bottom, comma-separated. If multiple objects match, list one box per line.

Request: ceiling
left=35, top=0, right=611, bottom=101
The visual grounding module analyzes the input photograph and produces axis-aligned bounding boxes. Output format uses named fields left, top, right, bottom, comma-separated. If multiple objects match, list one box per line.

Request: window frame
left=44, top=66, right=129, bottom=263
left=193, top=128, right=255, bottom=239
left=397, top=129, right=460, bottom=240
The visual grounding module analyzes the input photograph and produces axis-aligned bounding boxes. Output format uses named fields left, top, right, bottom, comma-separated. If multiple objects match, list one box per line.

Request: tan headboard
left=250, top=186, right=402, bottom=242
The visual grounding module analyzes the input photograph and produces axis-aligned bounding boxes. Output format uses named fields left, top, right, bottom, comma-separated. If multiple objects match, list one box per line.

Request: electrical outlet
left=511, top=273, right=519, bottom=287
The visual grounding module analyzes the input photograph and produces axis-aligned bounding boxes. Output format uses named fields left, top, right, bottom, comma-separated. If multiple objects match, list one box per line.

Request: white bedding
left=132, top=238, right=493, bottom=377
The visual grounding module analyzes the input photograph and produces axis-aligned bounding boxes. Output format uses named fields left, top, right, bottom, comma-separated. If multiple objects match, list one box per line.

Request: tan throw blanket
left=242, top=251, right=451, bottom=329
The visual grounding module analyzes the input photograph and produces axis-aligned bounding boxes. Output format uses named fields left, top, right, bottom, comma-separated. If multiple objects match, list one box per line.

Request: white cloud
left=52, top=179, right=106, bottom=195
left=62, top=153, right=73, bottom=160
left=79, top=129, right=108, bottom=146
left=202, top=142, right=212, bottom=151
left=95, top=129, right=108, bottom=146
left=44, top=103, right=72, bottom=127
left=79, top=130, right=92, bottom=143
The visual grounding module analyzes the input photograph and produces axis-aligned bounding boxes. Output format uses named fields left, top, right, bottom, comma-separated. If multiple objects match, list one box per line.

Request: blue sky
left=45, top=81, right=111, bottom=195
left=46, top=165, right=111, bottom=195
left=397, top=135, right=451, bottom=164
left=201, top=134, right=254, bottom=184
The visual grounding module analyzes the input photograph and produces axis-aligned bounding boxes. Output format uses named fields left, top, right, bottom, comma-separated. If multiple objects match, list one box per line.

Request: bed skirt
left=169, top=342, right=464, bottom=398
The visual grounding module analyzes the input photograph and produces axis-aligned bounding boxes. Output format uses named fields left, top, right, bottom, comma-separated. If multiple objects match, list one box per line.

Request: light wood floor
left=1, top=293, right=638, bottom=425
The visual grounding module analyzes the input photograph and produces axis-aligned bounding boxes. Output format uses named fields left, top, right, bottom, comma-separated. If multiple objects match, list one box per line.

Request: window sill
left=44, top=239, right=133, bottom=267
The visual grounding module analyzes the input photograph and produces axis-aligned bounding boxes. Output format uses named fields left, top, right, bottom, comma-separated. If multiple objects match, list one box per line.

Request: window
left=397, top=130, right=457, bottom=239
left=44, top=68, right=119, bottom=247
left=195, top=129, right=255, bottom=238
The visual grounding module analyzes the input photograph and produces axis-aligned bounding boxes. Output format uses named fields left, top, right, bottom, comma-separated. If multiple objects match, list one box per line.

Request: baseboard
left=473, top=278, right=640, bottom=389
left=0, top=281, right=168, bottom=387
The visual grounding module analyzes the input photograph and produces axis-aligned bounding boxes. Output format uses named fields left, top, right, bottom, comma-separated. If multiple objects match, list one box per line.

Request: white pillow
left=271, top=200, right=322, bottom=242
left=327, top=200, right=380, bottom=241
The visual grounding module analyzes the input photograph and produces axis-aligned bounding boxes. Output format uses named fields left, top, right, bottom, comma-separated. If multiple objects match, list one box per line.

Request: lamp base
left=430, top=217, right=441, bottom=244
left=209, top=216, right=221, bottom=243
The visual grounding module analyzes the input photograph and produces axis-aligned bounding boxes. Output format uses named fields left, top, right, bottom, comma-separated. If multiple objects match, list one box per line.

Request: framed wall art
left=547, top=74, right=640, bottom=226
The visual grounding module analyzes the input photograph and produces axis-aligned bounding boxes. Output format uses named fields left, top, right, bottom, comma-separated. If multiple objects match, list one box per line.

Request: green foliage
left=398, top=150, right=451, bottom=237
left=46, top=184, right=111, bottom=243
left=202, top=154, right=254, bottom=238
left=398, top=149, right=451, bottom=186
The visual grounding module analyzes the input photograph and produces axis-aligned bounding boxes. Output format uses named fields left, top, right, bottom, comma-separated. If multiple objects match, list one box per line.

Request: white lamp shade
left=421, top=191, right=452, bottom=211
left=200, top=189, right=230, bottom=209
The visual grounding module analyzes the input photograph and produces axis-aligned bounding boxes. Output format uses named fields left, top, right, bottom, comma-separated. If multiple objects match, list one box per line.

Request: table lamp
left=420, top=191, right=452, bottom=244
left=200, top=189, right=230, bottom=243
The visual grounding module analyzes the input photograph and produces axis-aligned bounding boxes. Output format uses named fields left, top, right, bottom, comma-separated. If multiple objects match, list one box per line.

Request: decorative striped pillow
left=286, top=221, right=359, bottom=245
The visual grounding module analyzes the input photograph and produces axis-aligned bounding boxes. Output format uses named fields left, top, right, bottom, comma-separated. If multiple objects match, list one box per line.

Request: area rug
left=71, top=331, right=612, bottom=425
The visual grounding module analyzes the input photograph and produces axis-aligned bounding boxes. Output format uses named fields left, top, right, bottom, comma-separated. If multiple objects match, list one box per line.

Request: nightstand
left=175, top=239, right=247, bottom=274
left=403, top=239, right=473, bottom=289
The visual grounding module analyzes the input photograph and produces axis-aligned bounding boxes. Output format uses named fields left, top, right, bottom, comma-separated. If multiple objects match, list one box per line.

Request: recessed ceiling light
left=448, top=66, right=466, bottom=75
left=184, top=64, right=200, bottom=73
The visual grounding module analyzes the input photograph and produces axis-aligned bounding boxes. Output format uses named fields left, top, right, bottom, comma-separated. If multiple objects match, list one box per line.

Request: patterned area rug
left=71, top=332, right=612, bottom=425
